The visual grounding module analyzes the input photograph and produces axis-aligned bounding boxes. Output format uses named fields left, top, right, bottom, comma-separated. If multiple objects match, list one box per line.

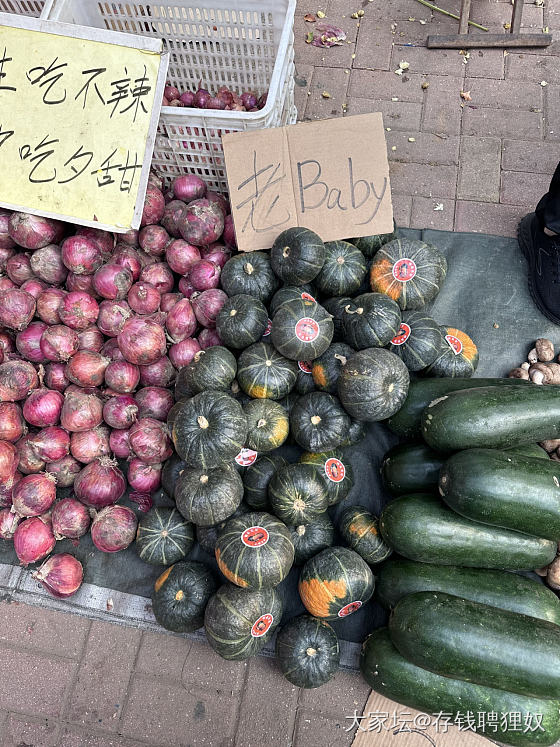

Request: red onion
left=97, top=299, right=133, bottom=337
left=65, top=384, right=101, bottom=397
left=91, top=504, right=137, bottom=552
left=194, top=89, right=211, bottom=108
left=128, top=458, right=162, bottom=493
left=138, top=355, right=175, bottom=387
left=168, top=337, right=201, bottom=368
left=206, top=95, right=226, bottom=110
left=178, top=276, right=196, bottom=298
left=60, top=390, right=103, bottom=432
left=12, top=472, right=57, bottom=517
left=65, top=350, right=110, bottom=388
left=66, top=272, right=98, bottom=297
left=104, top=360, right=140, bottom=394
left=20, top=278, right=47, bottom=298
left=0, top=360, right=38, bottom=401
left=74, top=457, right=126, bottom=508
left=92, top=263, right=133, bottom=301
left=135, top=386, right=174, bottom=420
left=0, top=275, right=15, bottom=291
left=29, top=426, right=70, bottom=463
left=75, top=226, right=114, bottom=257
left=120, top=229, right=139, bottom=247
left=129, top=491, right=153, bottom=512
left=205, top=191, right=229, bottom=217
left=165, top=239, right=200, bottom=276
left=0, top=403, right=25, bottom=442
left=160, top=292, right=181, bottom=312
left=0, top=439, right=18, bottom=483
left=241, top=91, right=258, bottom=109
left=146, top=310, right=167, bottom=327
left=0, top=508, right=20, bottom=539
left=0, top=469, right=21, bottom=507
left=161, top=201, right=188, bottom=238
left=189, top=259, right=221, bottom=291
left=223, top=214, right=237, bottom=249
left=61, top=236, right=102, bottom=275
left=138, top=249, right=158, bottom=268
left=77, top=326, right=104, bottom=353
left=44, top=363, right=69, bottom=393
left=40, top=325, right=79, bottom=362
left=45, top=455, right=81, bottom=487
left=180, top=90, right=195, bottom=106
left=0, top=289, right=36, bottom=331
left=109, top=428, right=132, bottom=458
left=32, top=553, right=84, bottom=597
left=198, top=327, right=223, bottom=349
left=23, top=388, right=64, bottom=427
left=36, top=288, right=65, bottom=325
left=139, top=225, right=170, bottom=257
left=164, top=84, right=180, bottom=101
left=16, top=435, right=46, bottom=474
left=128, top=417, right=172, bottom=464
left=102, top=394, right=138, bottom=429
left=8, top=213, right=63, bottom=250
left=139, top=262, right=174, bottom=293
left=52, top=498, right=90, bottom=540
left=101, top=338, right=124, bottom=361
left=16, top=321, right=48, bottom=363
left=141, top=186, right=165, bottom=227
left=200, top=246, right=230, bottom=269
left=0, top=331, right=15, bottom=356
left=6, top=253, right=38, bottom=285
left=178, top=198, right=224, bottom=246
left=148, top=171, right=164, bottom=191
left=14, top=516, right=56, bottom=565
left=0, top=212, right=15, bottom=251
left=192, top=288, right=227, bottom=329
left=165, top=298, right=197, bottom=343
left=128, top=282, right=161, bottom=315
left=59, top=291, right=99, bottom=330
left=118, top=317, right=166, bottom=366
left=113, top=246, right=142, bottom=281
left=70, top=425, right=110, bottom=463
left=0, top=250, right=15, bottom=273
left=30, top=244, right=68, bottom=285
left=173, top=174, right=206, bottom=203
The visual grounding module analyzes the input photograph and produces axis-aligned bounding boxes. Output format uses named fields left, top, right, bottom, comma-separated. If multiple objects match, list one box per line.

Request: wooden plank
left=428, top=32, right=552, bottom=48
left=511, top=0, right=524, bottom=34
left=458, top=0, right=472, bottom=35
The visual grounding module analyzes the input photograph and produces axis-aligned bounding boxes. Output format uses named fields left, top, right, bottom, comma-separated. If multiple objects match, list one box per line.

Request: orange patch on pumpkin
left=247, top=385, right=269, bottom=399
left=447, top=327, right=478, bottom=362
left=298, top=577, right=347, bottom=617
left=215, top=549, right=249, bottom=588
left=369, top=258, right=401, bottom=301
left=312, top=364, right=328, bottom=389
left=154, top=565, right=173, bottom=593
left=272, top=418, right=289, bottom=445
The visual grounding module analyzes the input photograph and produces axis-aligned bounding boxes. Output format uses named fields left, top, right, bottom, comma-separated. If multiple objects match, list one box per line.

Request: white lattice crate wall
left=0, top=0, right=47, bottom=16
left=45, top=0, right=297, bottom=193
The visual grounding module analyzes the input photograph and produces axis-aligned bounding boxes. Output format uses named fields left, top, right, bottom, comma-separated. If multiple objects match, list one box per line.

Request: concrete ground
left=2, top=0, right=559, bottom=744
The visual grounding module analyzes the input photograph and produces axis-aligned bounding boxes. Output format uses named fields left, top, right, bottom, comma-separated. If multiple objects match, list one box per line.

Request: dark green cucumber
left=422, top=385, right=560, bottom=452
left=381, top=442, right=444, bottom=496
left=507, top=443, right=549, bottom=460
left=375, top=558, right=560, bottom=624
left=389, top=591, right=560, bottom=699
left=386, top=377, right=532, bottom=438
left=379, top=494, right=556, bottom=570
left=440, top=449, right=560, bottom=541
left=361, top=628, right=560, bottom=747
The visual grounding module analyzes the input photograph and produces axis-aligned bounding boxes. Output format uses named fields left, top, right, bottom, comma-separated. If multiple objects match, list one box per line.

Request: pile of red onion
left=162, top=83, right=267, bottom=112
left=0, top=170, right=236, bottom=598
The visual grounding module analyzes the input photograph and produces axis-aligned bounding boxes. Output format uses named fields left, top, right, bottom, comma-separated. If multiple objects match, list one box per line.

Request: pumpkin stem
left=161, top=530, right=169, bottom=538
left=229, top=309, right=238, bottom=317
left=334, top=354, right=347, bottom=365
left=336, top=256, right=345, bottom=265
left=197, top=415, right=209, bottom=429
left=265, top=359, right=272, bottom=367
left=306, top=647, right=317, bottom=657
left=294, top=498, right=306, bottom=511
left=282, top=246, right=291, bottom=258
left=175, top=590, right=185, bottom=601
left=310, top=415, right=322, bottom=425
left=344, top=304, right=363, bottom=315
left=245, top=262, right=254, bottom=275
left=256, top=418, right=267, bottom=428
left=296, top=525, right=306, bottom=536
left=200, top=474, right=209, bottom=484
left=194, top=350, right=205, bottom=362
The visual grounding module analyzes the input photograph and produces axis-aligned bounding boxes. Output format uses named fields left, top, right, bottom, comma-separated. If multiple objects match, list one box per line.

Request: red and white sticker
left=298, top=360, right=312, bottom=374
left=445, top=334, right=463, bottom=356
left=262, top=318, right=272, bottom=337
left=241, top=526, right=269, bottom=548
left=324, top=457, right=345, bottom=483
left=235, top=448, right=258, bottom=467
left=295, top=317, right=320, bottom=343
left=251, top=613, right=274, bottom=637
left=392, top=258, right=417, bottom=282
left=391, top=323, right=411, bottom=346
left=301, top=292, right=316, bottom=302
left=338, top=600, right=363, bottom=618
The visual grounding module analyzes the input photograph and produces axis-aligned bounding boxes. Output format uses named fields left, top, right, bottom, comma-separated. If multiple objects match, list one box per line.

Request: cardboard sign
left=222, top=113, right=393, bottom=252
left=0, top=14, right=168, bottom=232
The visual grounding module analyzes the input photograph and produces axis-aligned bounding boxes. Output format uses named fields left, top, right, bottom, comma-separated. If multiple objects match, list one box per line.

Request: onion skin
left=0, top=439, right=18, bottom=484
left=160, top=292, right=181, bottom=313
left=90, top=505, right=137, bottom=552
left=97, top=300, right=133, bottom=337
left=14, top=516, right=56, bottom=565
left=168, top=337, right=201, bottom=368
left=102, top=395, right=138, bottom=429
left=23, top=388, right=64, bottom=427
left=16, top=434, right=45, bottom=474
left=40, top=325, right=79, bottom=362
left=61, top=236, right=103, bottom=275
left=12, top=472, right=57, bottom=517
left=101, top=338, right=125, bottom=362
left=77, top=326, right=104, bottom=353
left=0, top=470, right=21, bottom=508
left=65, top=351, right=110, bottom=388
left=0, top=332, right=15, bottom=356
left=30, top=426, right=70, bottom=462
left=59, top=291, right=99, bottom=330
left=0, top=508, right=20, bottom=539
left=0, top=289, right=36, bottom=331
left=0, top=402, right=26, bottom=442
left=70, top=426, right=111, bottom=464
left=127, top=458, right=162, bottom=493
left=104, top=360, right=140, bottom=393
left=16, top=321, right=48, bottom=363
left=178, top=276, right=196, bottom=298
left=0, top=212, right=15, bottom=251
left=120, top=229, right=139, bottom=247
left=109, top=428, right=132, bottom=459
left=138, top=355, right=175, bottom=388
left=44, top=363, right=70, bottom=393
left=66, top=272, right=98, bottom=297
left=117, top=317, right=166, bottom=366
left=74, top=458, right=126, bottom=508
left=128, top=417, right=172, bottom=465
left=135, top=386, right=174, bottom=421
left=52, top=498, right=91, bottom=540
left=36, top=288, right=66, bottom=325
left=45, top=455, right=81, bottom=487
left=32, top=553, right=84, bottom=597
left=60, top=390, right=103, bottom=432
left=0, top=359, right=38, bottom=401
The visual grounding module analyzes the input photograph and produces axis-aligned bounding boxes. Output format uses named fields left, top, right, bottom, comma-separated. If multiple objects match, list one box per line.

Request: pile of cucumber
left=361, top=378, right=560, bottom=747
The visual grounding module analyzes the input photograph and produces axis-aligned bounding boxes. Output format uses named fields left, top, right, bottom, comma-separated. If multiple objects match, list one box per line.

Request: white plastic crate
left=45, top=0, right=297, bottom=193
left=0, top=0, right=47, bottom=16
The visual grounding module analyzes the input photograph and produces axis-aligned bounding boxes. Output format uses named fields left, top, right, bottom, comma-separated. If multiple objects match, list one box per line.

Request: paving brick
left=294, top=709, right=356, bottom=746
left=304, top=67, right=350, bottom=120
left=353, top=21, right=395, bottom=71
left=421, top=76, right=465, bottom=135
left=465, top=78, right=542, bottom=111
left=299, top=668, right=370, bottom=717
left=390, top=45, right=466, bottom=78
left=545, top=85, right=560, bottom=140
left=454, top=200, right=525, bottom=237
left=121, top=674, right=236, bottom=745
left=135, top=631, right=192, bottom=681
left=502, top=139, right=560, bottom=173
left=0, top=645, right=75, bottom=717
left=66, top=621, right=141, bottom=731
left=506, top=53, right=560, bottom=84
left=457, top=137, right=501, bottom=203
left=2, top=714, right=59, bottom=747
left=392, top=194, right=413, bottom=228
left=349, top=70, right=427, bottom=103
left=411, top=197, right=456, bottom=231
left=341, top=0, right=428, bottom=21
left=500, top=170, right=551, bottom=206
left=0, top=600, right=89, bottom=659
left=461, top=107, right=543, bottom=139
left=389, top=161, right=458, bottom=199
left=387, top=132, right=459, bottom=166
left=346, top=98, right=423, bottom=131
left=236, top=657, right=299, bottom=746
left=181, top=639, right=247, bottom=695
left=465, top=49, right=505, bottom=80
left=294, top=64, right=314, bottom=119
left=59, top=730, right=140, bottom=747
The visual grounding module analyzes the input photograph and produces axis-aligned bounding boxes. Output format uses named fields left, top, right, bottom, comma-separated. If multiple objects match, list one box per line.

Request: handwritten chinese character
left=119, top=65, right=151, bottom=122
left=75, top=68, right=106, bottom=109
left=26, top=57, right=67, bottom=105
left=235, top=150, right=291, bottom=234
left=0, top=124, right=14, bottom=148
left=0, top=47, right=16, bottom=92
left=92, top=148, right=142, bottom=193
left=19, top=134, right=59, bottom=183
left=106, top=70, right=130, bottom=118
left=58, top=145, right=94, bottom=184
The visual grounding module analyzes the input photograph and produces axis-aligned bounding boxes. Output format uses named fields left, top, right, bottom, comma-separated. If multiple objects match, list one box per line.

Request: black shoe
left=518, top=212, right=560, bottom=325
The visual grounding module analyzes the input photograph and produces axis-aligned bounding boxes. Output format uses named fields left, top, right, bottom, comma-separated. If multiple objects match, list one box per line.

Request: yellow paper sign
left=0, top=14, right=168, bottom=231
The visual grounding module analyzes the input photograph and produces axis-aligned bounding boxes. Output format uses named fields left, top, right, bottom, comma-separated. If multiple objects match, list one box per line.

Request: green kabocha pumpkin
left=338, top=348, right=410, bottom=421
left=369, top=238, right=447, bottom=310
left=339, top=506, right=392, bottom=565
left=389, top=311, right=442, bottom=372
left=152, top=560, right=217, bottom=633
left=269, top=285, right=317, bottom=318
left=269, top=463, right=329, bottom=525
left=161, top=453, right=185, bottom=497
left=215, top=294, right=268, bottom=350
left=243, top=398, right=289, bottom=452
left=183, top=346, right=237, bottom=393
left=295, top=360, right=315, bottom=395
left=288, top=513, right=335, bottom=565
left=300, top=450, right=354, bottom=506
left=220, top=251, right=279, bottom=303
left=276, top=615, right=340, bottom=688
left=271, top=298, right=334, bottom=362
left=312, top=343, right=355, bottom=394
left=215, top=511, right=294, bottom=589
left=342, top=292, right=402, bottom=350
left=341, top=419, right=367, bottom=447
left=237, top=342, right=297, bottom=400
left=175, top=463, right=243, bottom=527
left=270, top=227, right=325, bottom=284
left=243, top=454, right=288, bottom=511
left=314, top=241, right=367, bottom=296
left=290, top=392, right=350, bottom=452
left=424, top=326, right=479, bottom=378
left=196, top=501, right=250, bottom=555
left=136, top=507, right=194, bottom=566
left=171, top=391, right=248, bottom=469
left=321, top=296, right=351, bottom=343
left=349, top=225, right=397, bottom=258
left=204, top=584, right=282, bottom=660
left=299, top=546, right=374, bottom=620
left=175, top=367, right=196, bottom=401
left=278, top=391, right=301, bottom=418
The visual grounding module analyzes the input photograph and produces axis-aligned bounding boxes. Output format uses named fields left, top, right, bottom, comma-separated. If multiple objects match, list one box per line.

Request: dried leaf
left=394, top=68, right=404, bottom=76
left=322, top=90, right=331, bottom=98
left=106, top=597, right=114, bottom=611
left=543, top=26, right=550, bottom=32
left=460, top=90, right=472, bottom=101
left=311, top=22, right=346, bottom=46
left=535, top=0, right=544, bottom=6
left=304, top=13, right=316, bottom=22
left=317, top=9, right=326, bottom=18
left=421, top=81, right=430, bottom=89
left=391, top=146, right=397, bottom=151
left=419, top=19, right=427, bottom=24
left=399, top=60, right=410, bottom=70
left=504, top=22, right=511, bottom=29
left=434, top=203, right=444, bottom=211
left=408, top=137, right=416, bottom=142
left=408, top=16, right=416, bottom=21
left=541, top=80, right=548, bottom=86
left=305, top=31, right=314, bottom=43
